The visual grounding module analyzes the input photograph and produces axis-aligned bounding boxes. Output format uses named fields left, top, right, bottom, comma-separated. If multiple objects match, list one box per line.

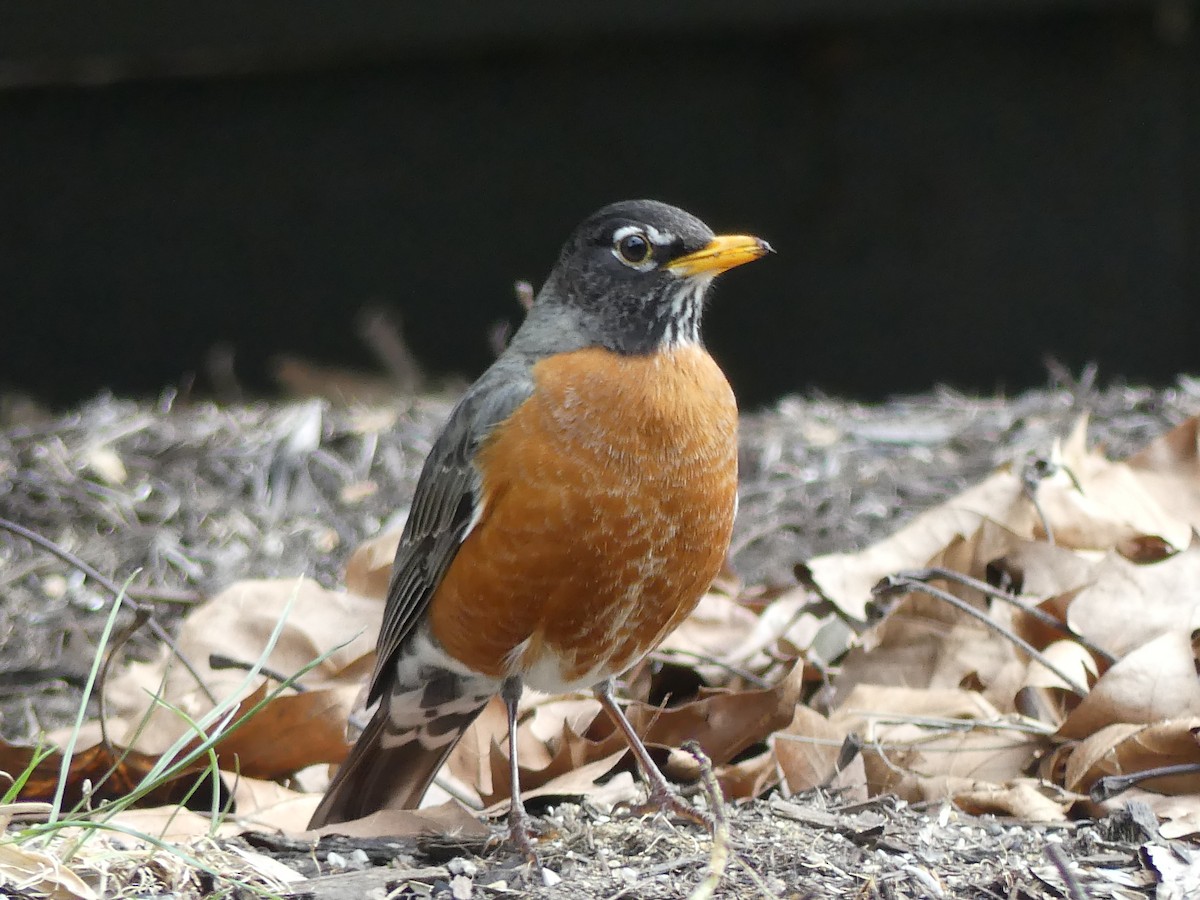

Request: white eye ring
left=611, top=225, right=654, bottom=269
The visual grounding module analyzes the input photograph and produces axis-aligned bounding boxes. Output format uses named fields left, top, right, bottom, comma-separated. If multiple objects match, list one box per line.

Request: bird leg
left=595, top=679, right=714, bottom=829
left=501, top=676, right=540, bottom=866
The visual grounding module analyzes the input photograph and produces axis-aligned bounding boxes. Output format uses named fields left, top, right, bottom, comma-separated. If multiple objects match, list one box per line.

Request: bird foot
left=507, top=802, right=542, bottom=869
left=634, top=781, right=715, bottom=831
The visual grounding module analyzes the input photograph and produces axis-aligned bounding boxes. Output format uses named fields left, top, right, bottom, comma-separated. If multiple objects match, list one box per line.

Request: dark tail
left=308, top=705, right=481, bottom=829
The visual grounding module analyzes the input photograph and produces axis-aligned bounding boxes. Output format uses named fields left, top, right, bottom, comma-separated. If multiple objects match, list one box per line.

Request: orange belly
left=427, top=344, right=738, bottom=691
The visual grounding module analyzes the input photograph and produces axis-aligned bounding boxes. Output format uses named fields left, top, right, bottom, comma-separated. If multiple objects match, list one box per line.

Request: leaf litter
left=2, top=372, right=1200, bottom=897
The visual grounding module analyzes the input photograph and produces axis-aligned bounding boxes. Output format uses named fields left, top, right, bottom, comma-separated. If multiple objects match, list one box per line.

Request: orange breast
left=427, top=345, right=738, bottom=691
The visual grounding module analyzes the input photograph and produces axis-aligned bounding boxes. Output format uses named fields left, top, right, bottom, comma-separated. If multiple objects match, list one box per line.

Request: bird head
left=520, top=199, right=771, bottom=356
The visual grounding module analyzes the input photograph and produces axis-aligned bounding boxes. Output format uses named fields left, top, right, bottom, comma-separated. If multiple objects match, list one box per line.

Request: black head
left=531, top=199, right=771, bottom=355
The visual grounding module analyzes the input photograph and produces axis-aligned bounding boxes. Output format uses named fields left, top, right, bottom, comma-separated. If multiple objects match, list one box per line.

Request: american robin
left=308, top=199, right=771, bottom=858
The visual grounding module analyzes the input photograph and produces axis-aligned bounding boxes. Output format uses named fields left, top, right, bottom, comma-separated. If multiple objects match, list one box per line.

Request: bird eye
left=615, top=231, right=652, bottom=266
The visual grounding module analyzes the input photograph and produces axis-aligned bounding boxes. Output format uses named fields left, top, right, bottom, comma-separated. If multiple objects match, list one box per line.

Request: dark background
left=1, top=1, right=1196, bottom=409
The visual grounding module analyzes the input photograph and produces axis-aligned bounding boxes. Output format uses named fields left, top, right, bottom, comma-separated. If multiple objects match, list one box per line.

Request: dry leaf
left=656, top=591, right=761, bottom=682
left=96, top=806, right=242, bottom=841
left=0, top=740, right=212, bottom=811
left=1057, top=631, right=1200, bottom=739
left=833, top=684, right=1046, bottom=800
left=0, top=842, right=98, bottom=900
left=1035, top=417, right=1193, bottom=551
left=344, top=527, right=403, bottom=600
left=834, top=521, right=1028, bottom=712
left=950, top=778, right=1070, bottom=822
left=773, top=705, right=865, bottom=800
left=1013, top=638, right=1098, bottom=728
left=1063, top=718, right=1200, bottom=795
left=1125, top=414, right=1200, bottom=536
left=208, top=684, right=351, bottom=779
left=804, top=469, right=1033, bottom=620
left=712, top=748, right=783, bottom=801
left=1064, top=544, right=1200, bottom=659
left=96, top=579, right=379, bottom=755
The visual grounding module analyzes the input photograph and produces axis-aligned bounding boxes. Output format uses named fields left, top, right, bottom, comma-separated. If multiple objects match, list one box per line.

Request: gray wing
left=366, top=360, right=534, bottom=705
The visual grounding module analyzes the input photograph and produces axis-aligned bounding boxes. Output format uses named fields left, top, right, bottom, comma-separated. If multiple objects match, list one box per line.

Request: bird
left=308, top=199, right=771, bottom=860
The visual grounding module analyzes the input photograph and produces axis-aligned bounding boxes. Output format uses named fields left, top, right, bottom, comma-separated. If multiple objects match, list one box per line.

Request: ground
left=1, top=369, right=1195, bottom=898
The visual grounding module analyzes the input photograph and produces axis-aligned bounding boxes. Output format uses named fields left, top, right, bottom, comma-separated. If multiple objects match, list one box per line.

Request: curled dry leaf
left=1063, top=718, right=1200, bottom=796
left=1125, top=414, right=1200, bottom=535
left=0, top=842, right=98, bottom=900
left=447, top=666, right=804, bottom=809
left=99, top=579, right=380, bottom=755
left=344, top=526, right=403, bottom=600
left=656, top=591, right=762, bottom=683
left=16, top=579, right=388, bottom=825
left=1057, top=631, right=1200, bottom=739
left=949, top=778, right=1071, bottom=822
left=620, top=662, right=806, bottom=767
left=1064, top=543, right=1200, bottom=659
left=802, top=416, right=1199, bottom=622
left=1013, top=638, right=1098, bottom=728
left=0, top=740, right=211, bottom=811
left=832, top=684, right=1048, bottom=802
left=711, top=747, right=783, bottom=801
left=833, top=521, right=1029, bottom=713
left=773, top=705, right=866, bottom=800
left=207, top=683, right=351, bottom=779
left=1035, top=416, right=1193, bottom=551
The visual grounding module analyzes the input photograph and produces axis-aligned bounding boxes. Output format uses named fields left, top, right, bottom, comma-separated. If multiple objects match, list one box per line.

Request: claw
left=595, top=679, right=717, bottom=834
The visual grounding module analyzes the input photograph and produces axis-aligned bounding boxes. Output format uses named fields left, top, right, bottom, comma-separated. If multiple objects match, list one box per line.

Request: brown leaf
left=344, top=528, right=403, bottom=600
left=804, top=470, right=1032, bottom=620
left=620, top=662, right=805, bottom=766
left=832, top=685, right=1047, bottom=799
left=95, top=579, right=379, bottom=755
left=1057, top=630, right=1200, bottom=739
left=1063, top=718, right=1200, bottom=795
left=1013, top=638, right=1097, bottom=728
left=210, top=684, right=351, bottom=779
left=0, top=842, right=98, bottom=900
left=1125, top=414, right=1200, bottom=536
left=656, top=591, right=762, bottom=682
left=712, top=748, right=782, bottom=801
left=1033, top=416, right=1193, bottom=551
left=950, top=778, right=1070, bottom=822
left=834, top=521, right=1028, bottom=713
left=1065, top=543, right=1200, bottom=659
left=773, top=705, right=865, bottom=800
left=0, top=740, right=208, bottom=810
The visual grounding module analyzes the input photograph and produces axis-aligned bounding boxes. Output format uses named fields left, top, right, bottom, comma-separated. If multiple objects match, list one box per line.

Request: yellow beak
left=665, top=234, right=773, bottom=277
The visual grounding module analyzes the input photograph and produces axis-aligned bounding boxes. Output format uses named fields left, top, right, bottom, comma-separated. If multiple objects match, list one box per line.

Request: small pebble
left=447, top=858, right=478, bottom=877
left=449, top=874, right=473, bottom=899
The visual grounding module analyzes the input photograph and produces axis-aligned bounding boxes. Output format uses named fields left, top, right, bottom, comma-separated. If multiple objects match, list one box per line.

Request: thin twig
left=648, top=648, right=771, bottom=688
left=683, top=741, right=730, bottom=900
left=96, top=607, right=151, bottom=750
left=1090, top=762, right=1200, bottom=801
left=1044, top=842, right=1090, bottom=900
left=1021, top=456, right=1058, bottom=546
left=895, top=567, right=1117, bottom=665
left=207, top=654, right=308, bottom=692
left=873, top=574, right=1090, bottom=697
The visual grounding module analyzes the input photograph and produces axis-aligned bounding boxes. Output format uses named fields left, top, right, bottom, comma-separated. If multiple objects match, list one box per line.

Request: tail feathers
left=308, top=704, right=484, bottom=829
